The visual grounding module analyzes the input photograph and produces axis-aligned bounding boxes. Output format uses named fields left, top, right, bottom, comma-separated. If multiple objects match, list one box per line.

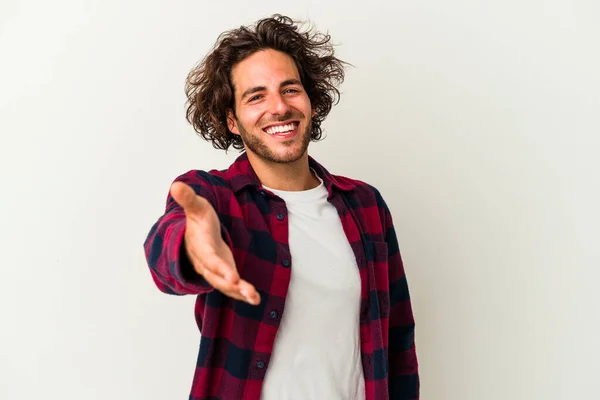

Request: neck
left=246, top=152, right=320, bottom=191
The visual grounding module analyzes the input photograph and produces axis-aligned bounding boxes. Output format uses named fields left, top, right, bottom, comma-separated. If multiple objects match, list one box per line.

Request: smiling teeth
left=265, top=123, right=296, bottom=135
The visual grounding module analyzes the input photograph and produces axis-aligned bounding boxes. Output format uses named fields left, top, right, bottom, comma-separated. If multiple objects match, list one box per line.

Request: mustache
left=260, top=111, right=304, bottom=125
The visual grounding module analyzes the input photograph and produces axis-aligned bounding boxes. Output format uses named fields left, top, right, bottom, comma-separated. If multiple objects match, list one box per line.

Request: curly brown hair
left=184, top=14, right=349, bottom=151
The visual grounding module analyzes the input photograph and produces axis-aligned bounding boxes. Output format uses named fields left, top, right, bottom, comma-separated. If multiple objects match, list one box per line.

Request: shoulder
left=332, top=174, right=390, bottom=212
left=167, top=168, right=232, bottom=209
left=172, top=168, right=229, bottom=190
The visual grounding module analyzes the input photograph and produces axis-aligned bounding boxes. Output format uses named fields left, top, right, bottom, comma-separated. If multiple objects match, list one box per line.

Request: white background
left=1, top=0, right=599, bottom=399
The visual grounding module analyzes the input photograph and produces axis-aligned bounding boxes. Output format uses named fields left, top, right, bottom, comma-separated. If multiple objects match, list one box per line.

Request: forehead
left=231, top=49, right=301, bottom=93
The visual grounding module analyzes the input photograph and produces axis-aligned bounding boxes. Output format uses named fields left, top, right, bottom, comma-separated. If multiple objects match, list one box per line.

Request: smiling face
left=227, top=49, right=315, bottom=164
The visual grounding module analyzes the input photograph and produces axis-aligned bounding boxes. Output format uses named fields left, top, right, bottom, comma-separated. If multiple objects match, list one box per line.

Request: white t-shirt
left=260, top=174, right=366, bottom=400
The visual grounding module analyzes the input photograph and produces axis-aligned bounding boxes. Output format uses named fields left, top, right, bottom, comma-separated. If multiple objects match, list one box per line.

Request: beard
left=236, top=113, right=312, bottom=164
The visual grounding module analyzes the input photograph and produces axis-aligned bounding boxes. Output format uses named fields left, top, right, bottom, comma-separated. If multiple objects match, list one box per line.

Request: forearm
left=379, top=195, right=420, bottom=398
left=388, top=307, right=419, bottom=399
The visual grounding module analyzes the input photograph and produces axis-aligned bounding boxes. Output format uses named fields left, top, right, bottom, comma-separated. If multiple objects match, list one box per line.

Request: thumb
left=170, top=181, right=210, bottom=216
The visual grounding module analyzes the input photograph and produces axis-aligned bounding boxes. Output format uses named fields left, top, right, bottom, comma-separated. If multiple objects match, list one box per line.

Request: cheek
left=244, top=108, right=266, bottom=127
left=289, top=97, right=312, bottom=117
left=301, top=97, right=313, bottom=116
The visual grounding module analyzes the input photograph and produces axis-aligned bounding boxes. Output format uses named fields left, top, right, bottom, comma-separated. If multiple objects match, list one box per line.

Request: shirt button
left=282, top=259, right=290, bottom=267
left=276, top=213, right=285, bottom=221
left=269, top=310, right=279, bottom=319
left=257, top=360, right=266, bottom=369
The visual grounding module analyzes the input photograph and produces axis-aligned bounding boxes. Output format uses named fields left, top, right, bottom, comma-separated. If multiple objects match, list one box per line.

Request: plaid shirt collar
left=225, top=152, right=357, bottom=195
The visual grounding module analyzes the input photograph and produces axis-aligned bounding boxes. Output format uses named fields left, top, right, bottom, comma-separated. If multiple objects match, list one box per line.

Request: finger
left=202, top=268, right=247, bottom=302
left=203, top=268, right=259, bottom=305
left=170, top=181, right=210, bottom=215
left=193, top=251, right=240, bottom=284
left=237, top=280, right=261, bottom=305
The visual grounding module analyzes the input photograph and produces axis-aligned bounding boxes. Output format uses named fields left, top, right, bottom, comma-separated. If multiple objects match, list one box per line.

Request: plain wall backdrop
left=1, top=0, right=599, bottom=399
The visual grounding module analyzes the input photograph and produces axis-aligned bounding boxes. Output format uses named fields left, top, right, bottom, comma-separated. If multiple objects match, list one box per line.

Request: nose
left=267, top=93, right=290, bottom=115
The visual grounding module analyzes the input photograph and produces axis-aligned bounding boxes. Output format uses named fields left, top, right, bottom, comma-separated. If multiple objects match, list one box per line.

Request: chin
left=264, top=148, right=307, bottom=164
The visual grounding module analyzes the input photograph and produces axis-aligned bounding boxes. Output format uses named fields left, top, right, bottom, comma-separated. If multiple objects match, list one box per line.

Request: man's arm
left=143, top=170, right=260, bottom=304
left=143, top=171, right=219, bottom=295
left=378, top=193, right=420, bottom=399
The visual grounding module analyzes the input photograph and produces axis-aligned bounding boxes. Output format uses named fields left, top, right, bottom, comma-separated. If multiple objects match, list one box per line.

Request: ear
left=311, top=107, right=316, bottom=117
left=227, top=109, right=240, bottom=135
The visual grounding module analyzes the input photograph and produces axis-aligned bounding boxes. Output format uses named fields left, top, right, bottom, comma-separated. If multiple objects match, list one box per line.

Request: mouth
left=262, top=120, right=300, bottom=137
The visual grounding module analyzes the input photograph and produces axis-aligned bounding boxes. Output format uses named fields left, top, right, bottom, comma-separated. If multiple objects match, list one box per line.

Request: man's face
left=228, top=49, right=314, bottom=164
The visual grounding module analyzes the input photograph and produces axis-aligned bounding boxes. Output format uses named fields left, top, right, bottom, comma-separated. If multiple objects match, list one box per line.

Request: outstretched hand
left=170, top=181, right=260, bottom=305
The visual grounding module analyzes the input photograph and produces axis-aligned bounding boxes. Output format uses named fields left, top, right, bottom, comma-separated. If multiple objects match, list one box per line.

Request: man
left=143, top=14, right=419, bottom=400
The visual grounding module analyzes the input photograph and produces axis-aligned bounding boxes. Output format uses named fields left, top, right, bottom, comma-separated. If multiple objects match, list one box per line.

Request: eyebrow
left=240, top=79, right=303, bottom=100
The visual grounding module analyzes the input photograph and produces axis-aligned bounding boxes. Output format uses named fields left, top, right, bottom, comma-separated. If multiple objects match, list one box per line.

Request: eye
left=283, top=88, right=300, bottom=94
left=248, top=94, right=263, bottom=102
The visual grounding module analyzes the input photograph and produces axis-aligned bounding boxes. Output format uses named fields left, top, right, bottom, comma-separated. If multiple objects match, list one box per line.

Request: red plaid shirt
left=143, top=153, right=419, bottom=399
